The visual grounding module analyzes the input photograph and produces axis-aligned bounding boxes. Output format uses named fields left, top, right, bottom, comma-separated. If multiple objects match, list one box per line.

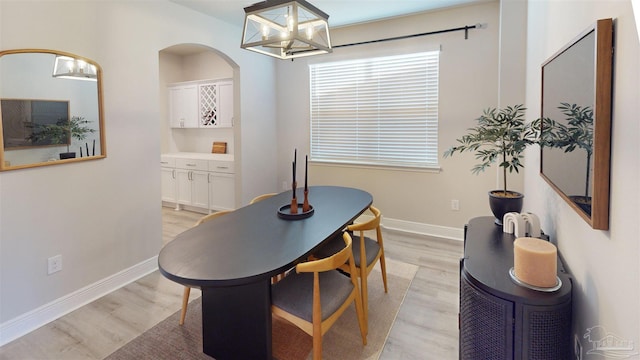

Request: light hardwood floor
left=0, top=207, right=463, bottom=359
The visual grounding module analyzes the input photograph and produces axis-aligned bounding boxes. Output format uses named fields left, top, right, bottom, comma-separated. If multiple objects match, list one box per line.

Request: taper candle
left=304, top=155, right=308, bottom=191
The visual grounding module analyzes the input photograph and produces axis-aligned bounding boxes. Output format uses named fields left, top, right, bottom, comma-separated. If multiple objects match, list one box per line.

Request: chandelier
left=241, top=0, right=332, bottom=60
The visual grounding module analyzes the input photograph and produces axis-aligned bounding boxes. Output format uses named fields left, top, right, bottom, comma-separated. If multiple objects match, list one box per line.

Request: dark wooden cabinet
left=459, top=217, right=572, bottom=360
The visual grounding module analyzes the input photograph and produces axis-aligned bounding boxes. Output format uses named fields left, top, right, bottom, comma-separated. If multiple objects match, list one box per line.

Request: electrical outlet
left=451, top=199, right=460, bottom=211
left=48, top=255, right=62, bottom=275
left=574, top=334, right=582, bottom=360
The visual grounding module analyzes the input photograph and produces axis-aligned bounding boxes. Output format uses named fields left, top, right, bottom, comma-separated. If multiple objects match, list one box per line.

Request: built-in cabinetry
left=459, top=217, right=572, bottom=360
left=169, top=79, right=233, bottom=129
left=161, top=153, right=235, bottom=212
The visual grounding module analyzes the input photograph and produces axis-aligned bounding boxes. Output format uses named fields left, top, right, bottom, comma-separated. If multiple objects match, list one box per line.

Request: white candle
left=514, top=237, right=557, bottom=288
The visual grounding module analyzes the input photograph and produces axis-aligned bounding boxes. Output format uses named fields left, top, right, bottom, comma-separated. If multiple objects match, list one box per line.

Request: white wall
left=275, top=1, right=506, bottom=229
left=525, top=0, right=640, bottom=353
left=0, top=0, right=277, bottom=338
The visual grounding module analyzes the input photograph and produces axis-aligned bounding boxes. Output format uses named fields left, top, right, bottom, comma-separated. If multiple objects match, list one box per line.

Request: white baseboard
left=0, top=256, right=159, bottom=347
left=382, top=217, right=464, bottom=241
left=355, top=213, right=464, bottom=241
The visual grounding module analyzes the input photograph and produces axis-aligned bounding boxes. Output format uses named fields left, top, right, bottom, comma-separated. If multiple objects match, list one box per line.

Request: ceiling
left=170, top=0, right=491, bottom=28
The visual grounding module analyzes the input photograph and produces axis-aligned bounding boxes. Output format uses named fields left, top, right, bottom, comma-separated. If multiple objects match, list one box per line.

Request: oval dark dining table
left=158, top=185, right=373, bottom=359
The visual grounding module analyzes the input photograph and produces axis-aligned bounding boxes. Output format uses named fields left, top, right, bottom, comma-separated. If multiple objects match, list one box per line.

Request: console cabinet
left=459, top=217, right=572, bottom=360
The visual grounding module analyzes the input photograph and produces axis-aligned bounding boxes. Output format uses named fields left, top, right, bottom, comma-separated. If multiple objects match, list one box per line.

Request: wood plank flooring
left=0, top=207, right=462, bottom=359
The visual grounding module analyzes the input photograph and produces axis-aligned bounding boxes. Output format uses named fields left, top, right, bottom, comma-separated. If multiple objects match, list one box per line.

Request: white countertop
left=162, top=152, right=234, bottom=162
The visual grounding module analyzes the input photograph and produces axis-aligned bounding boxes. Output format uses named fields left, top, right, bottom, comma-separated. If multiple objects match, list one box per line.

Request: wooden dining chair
left=271, top=232, right=367, bottom=360
left=179, top=210, right=233, bottom=326
left=249, top=192, right=278, bottom=204
left=313, top=205, right=387, bottom=331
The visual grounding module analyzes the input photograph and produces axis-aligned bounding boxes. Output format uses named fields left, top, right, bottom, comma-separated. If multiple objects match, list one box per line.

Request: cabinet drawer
left=209, top=160, right=234, bottom=173
left=176, top=158, right=208, bottom=171
left=160, top=157, right=176, bottom=167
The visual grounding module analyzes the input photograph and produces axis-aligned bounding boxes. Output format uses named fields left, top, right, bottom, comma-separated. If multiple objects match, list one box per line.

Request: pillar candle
left=513, top=237, right=557, bottom=288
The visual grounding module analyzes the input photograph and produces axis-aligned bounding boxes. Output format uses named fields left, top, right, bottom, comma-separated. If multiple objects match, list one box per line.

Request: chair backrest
left=347, top=205, right=381, bottom=232
left=296, top=232, right=357, bottom=275
left=249, top=193, right=278, bottom=205
left=194, top=210, right=233, bottom=227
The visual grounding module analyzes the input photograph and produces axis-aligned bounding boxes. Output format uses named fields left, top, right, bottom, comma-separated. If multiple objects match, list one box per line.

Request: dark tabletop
left=158, top=185, right=373, bottom=287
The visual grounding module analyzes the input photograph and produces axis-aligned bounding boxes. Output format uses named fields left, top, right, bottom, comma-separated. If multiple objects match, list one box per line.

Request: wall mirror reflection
left=540, top=18, right=613, bottom=230
left=0, top=49, right=105, bottom=171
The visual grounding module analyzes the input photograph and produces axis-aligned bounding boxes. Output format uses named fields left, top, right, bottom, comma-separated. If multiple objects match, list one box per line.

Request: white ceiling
left=170, top=0, right=491, bottom=28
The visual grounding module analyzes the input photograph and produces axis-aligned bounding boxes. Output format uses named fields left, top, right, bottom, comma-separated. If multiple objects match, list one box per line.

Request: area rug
left=105, top=258, right=418, bottom=360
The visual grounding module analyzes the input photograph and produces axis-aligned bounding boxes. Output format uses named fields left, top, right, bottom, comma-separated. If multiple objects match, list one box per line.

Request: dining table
left=158, top=185, right=373, bottom=359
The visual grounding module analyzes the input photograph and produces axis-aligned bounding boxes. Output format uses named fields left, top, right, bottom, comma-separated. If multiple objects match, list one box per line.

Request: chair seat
left=272, top=270, right=354, bottom=322
left=316, top=232, right=381, bottom=268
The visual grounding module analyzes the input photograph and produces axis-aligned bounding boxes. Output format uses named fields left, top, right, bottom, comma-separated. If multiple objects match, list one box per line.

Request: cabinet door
left=169, top=84, right=198, bottom=128
left=191, top=170, right=210, bottom=209
left=209, top=172, right=235, bottom=211
left=175, top=169, right=192, bottom=205
left=217, top=81, right=233, bottom=128
left=161, top=167, right=176, bottom=203
left=198, top=82, right=218, bottom=128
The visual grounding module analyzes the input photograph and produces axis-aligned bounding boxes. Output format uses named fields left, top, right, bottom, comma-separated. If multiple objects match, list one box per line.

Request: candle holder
left=302, top=189, right=310, bottom=212
left=290, top=182, right=298, bottom=214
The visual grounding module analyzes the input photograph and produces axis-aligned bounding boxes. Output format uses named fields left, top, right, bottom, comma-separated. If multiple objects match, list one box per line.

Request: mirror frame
left=0, top=49, right=106, bottom=171
left=539, top=18, right=613, bottom=230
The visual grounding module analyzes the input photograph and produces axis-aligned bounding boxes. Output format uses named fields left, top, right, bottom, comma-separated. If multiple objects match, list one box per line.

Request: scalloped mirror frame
left=0, top=49, right=106, bottom=171
left=540, top=19, right=613, bottom=230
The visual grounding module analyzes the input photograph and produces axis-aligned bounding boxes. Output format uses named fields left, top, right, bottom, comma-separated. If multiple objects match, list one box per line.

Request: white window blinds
left=310, top=51, right=439, bottom=168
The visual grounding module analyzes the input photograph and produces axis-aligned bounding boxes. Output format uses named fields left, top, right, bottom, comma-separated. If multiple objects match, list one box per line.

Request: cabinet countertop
left=162, top=152, right=234, bottom=162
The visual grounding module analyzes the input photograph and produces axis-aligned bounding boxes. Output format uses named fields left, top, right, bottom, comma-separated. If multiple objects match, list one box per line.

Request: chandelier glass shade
left=241, top=0, right=332, bottom=60
left=52, top=55, right=97, bottom=81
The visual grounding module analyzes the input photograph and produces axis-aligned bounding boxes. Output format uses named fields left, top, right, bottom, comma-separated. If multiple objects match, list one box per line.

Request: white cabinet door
left=217, top=81, right=234, bottom=128
left=176, top=169, right=192, bottom=205
left=169, top=84, right=198, bottom=128
left=176, top=169, right=210, bottom=209
left=209, top=172, right=235, bottom=211
left=160, top=167, right=176, bottom=203
left=191, top=170, right=210, bottom=209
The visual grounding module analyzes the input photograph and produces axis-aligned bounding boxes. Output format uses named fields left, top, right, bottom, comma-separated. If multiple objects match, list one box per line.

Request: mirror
left=540, top=18, right=613, bottom=230
left=0, top=49, right=105, bottom=170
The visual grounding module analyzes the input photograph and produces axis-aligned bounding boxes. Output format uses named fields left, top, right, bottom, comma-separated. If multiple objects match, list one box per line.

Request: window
left=309, top=51, right=439, bottom=169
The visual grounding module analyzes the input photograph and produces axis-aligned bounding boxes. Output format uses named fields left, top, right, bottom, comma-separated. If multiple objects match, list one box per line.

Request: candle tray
left=508, top=267, right=561, bottom=292
left=278, top=204, right=314, bottom=220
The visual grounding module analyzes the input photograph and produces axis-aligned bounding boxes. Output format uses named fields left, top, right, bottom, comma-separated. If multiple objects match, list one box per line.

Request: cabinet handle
left=161, top=161, right=168, bottom=165
left=188, top=171, right=192, bottom=181
left=172, top=169, right=176, bottom=179
left=186, top=163, right=196, bottom=167
left=216, top=166, right=229, bottom=169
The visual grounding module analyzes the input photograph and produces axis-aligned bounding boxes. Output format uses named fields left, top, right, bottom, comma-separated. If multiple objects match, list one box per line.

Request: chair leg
left=179, top=286, right=190, bottom=326
left=360, top=268, right=369, bottom=334
left=380, top=254, right=389, bottom=293
left=354, top=281, right=368, bottom=345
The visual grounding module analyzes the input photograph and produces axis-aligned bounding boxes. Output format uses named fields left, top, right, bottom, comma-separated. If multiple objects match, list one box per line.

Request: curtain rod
left=333, top=23, right=486, bottom=49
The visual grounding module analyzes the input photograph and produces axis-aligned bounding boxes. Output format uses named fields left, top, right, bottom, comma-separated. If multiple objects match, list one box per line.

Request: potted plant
left=27, top=116, right=95, bottom=159
left=443, top=105, right=538, bottom=225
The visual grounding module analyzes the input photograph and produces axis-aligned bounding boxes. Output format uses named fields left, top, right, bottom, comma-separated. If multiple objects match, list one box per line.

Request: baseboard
left=383, top=218, right=464, bottom=241
left=355, top=213, right=464, bottom=241
left=0, top=256, right=159, bottom=347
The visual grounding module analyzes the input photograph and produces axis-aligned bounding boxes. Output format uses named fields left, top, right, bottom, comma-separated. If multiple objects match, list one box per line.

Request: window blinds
left=310, top=51, right=439, bottom=168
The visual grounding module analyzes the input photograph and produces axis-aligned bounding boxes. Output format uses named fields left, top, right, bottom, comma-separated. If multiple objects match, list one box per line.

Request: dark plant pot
left=569, top=195, right=592, bottom=216
left=59, top=152, right=76, bottom=160
left=489, top=190, right=524, bottom=225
